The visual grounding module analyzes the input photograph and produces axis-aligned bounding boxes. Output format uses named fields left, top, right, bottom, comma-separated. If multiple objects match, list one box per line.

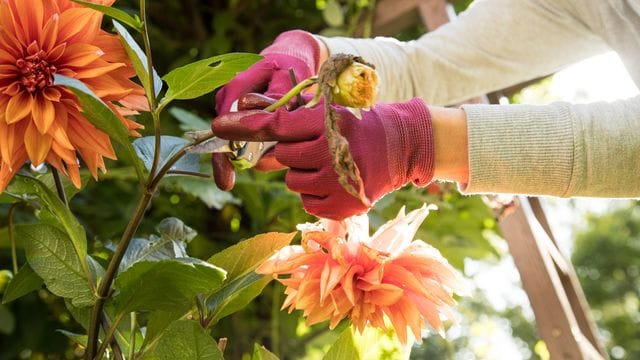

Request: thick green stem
left=86, top=131, right=218, bottom=360
left=8, top=203, right=18, bottom=274
left=263, top=76, right=317, bottom=112
left=86, top=189, right=153, bottom=359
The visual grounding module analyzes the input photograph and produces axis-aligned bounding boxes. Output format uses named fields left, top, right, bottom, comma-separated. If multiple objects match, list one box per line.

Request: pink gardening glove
left=212, top=96, right=435, bottom=220
left=213, top=30, right=321, bottom=190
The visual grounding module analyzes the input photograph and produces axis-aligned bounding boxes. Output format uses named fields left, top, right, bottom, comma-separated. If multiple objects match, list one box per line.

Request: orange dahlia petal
left=5, top=91, right=32, bottom=124
left=32, top=93, right=56, bottom=133
left=24, top=121, right=52, bottom=166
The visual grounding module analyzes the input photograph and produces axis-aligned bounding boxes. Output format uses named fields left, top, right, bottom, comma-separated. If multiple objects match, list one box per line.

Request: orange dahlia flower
left=257, top=205, right=466, bottom=344
left=0, top=0, right=147, bottom=191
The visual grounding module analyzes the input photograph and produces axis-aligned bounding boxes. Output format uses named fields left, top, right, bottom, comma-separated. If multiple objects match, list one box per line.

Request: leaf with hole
left=160, top=53, right=261, bottom=106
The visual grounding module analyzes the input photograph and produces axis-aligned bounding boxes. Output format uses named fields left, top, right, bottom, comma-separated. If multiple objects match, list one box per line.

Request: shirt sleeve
left=461, top=97, right=640, bottom=197
left=316, top=0, right=609, bottom=105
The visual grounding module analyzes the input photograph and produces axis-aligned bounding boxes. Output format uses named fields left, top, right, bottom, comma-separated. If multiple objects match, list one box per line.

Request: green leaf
left=252, top=343, right=279, bottom=360
left=2, top=264, right=43, bottom=304
left=140, top=320, right=224, bottom=360
left=9, top=176, right=89, bottom=276
left=205, top=232, right=294, bottom=322
left=207, top=274, right=270, bottom=323
left=53, top=75, right=146, bottom=184
left=113, top=258, right=226, bottom=314
left=168, top=176, right=240, bottom=210
left=323, top=327, right=361, bottom=360
left=113, top=20, right=163, bottom=100
left=133, top=136, right=200, bottom=176
left=207, top=232, right=296, bottom=281
left=19, top=224, right=94, bottom=307
left=38, top=172, right=90, bottom=201
left=169, top=107, right=210, bottom=132
left=160, top=53, right=261, bottom=106
left=113, top=217, right=196, bottom=272
left=72, top=0, right=143, bottom=31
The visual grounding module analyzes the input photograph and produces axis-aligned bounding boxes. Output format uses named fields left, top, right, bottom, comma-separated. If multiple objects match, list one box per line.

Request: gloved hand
left=213, top=30, right=321, bottom=190
left=212, top=95, right=435, bottom=220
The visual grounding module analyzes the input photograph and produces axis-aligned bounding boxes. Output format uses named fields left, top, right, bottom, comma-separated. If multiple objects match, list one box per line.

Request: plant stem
left=129, top=312, right=137, bottom=360
left=86, top=131, right=218, bottom=359
left=94, top=311, right=128, bottom=360
left=139, top=0, right=156, bottom=111
left=51, top=167, right=68, bottom=207
left=8, top=203, right=18, bottom=274
left=148, top=111, right=162, bottom=184
left=166, top=170, right=211, bottom=178
left=102, top=315, right=124, bottom=360
left=288, top=68, right=304, bottom=107
left=86, top=189, right=152, bottom=359
left=263, top=76, right=317, bottom=112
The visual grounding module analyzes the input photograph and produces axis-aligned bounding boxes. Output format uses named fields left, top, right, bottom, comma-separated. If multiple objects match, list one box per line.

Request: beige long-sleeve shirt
left=318, top=0, right=640, bottom=197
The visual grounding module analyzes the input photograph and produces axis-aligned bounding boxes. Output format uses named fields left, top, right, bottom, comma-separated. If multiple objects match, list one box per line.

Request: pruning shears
left=187, top=100, right=276, bottom=170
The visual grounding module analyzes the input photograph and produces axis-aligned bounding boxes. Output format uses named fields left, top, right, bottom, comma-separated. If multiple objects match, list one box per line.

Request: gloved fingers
left=238, top=93, right=277, bottom=111
left=212, top=106, right=325, bottom=142
left=275, top=137, right=329, bottom=170
left=264, top=69, right=295, bottom=99
left=254, top=149, right=287, bottom=171
left=215, top=59, right=277, bottom=114
left=300, top=193, right=366, bottom=221
left=285, top=169, right=331, bottom=197
left=212, top=152, right=236, bottom=191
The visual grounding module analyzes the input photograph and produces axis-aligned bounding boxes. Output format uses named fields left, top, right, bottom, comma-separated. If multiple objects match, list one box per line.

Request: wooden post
left=370, top=1, right=608, bottom=358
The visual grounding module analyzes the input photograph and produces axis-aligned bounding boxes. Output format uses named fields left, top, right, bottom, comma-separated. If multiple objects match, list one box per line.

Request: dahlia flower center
left=16, top=50, right=56, bottom=93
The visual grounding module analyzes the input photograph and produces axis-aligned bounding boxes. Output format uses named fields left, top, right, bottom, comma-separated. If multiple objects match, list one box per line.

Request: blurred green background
left=0, top=0, right=638, bottom=359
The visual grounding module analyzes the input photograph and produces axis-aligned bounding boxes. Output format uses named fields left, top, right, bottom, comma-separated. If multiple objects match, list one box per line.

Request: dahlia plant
left=0, top=1, right=465, bottom=359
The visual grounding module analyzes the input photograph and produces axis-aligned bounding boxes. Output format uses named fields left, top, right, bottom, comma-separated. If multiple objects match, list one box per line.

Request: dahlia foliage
left=257, top=205, right=466, bottom=344
left=0, top=0, right=146, bottom=191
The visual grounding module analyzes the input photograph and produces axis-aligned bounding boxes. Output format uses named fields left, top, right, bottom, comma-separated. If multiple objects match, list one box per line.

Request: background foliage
left=0, top=0, right=637, bottom=359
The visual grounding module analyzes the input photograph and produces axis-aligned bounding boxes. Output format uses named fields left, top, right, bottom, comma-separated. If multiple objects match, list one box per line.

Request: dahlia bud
left=332, top=61, right=378, bottom=108
left=0, top=270, right=13, bottom=294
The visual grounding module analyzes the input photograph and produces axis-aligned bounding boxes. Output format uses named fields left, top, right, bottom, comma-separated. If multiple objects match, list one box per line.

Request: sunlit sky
left=457, top=51, right=639, bottom=360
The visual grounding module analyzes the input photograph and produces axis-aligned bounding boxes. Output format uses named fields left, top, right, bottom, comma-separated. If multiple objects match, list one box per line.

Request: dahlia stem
left=51, top=167, right=68, bottom=208
left=8, top=203, right=18, bottom=274
left=86, top=131, right=219, bottom=360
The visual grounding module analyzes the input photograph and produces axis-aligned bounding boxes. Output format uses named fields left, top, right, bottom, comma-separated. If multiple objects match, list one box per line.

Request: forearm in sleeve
left=460, top=96, right=640, bottom=198
left=317, top=0, right=609, bottom=105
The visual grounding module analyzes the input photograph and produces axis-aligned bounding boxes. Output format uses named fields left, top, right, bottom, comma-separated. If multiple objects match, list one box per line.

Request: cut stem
left=263, top=76, right=317, bottom=112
